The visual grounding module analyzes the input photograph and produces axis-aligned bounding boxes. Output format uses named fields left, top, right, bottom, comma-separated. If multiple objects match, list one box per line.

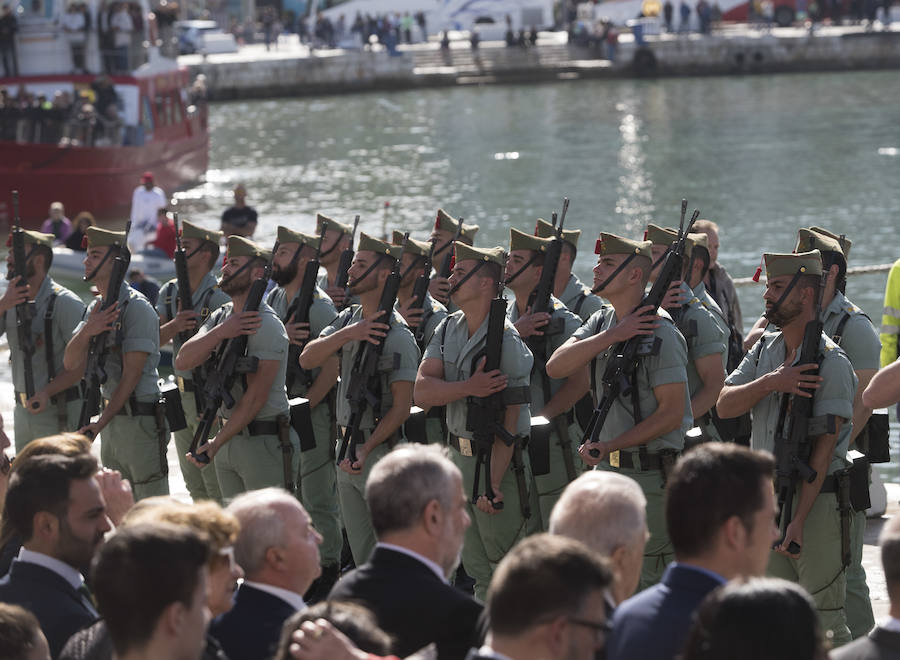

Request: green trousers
left=215, top=426, right=300, bottom=502
left=768, top=490, right=851, bottom=647
left=297, top=399, right=341, bottom=568
left=845, top=508, right=874, bottom=639
left=13, top=398, right=81, bottom=452
left=173, top=392, right=222, bottom=503
left=99, top=401, right=170, bottom=501
left=597, top=462, right=672, bottom=590
left=335, top=436, right=393, bottom=566
left=532, top=421, right=583, bottom=532
left=451, top=443, right=532, bottom=602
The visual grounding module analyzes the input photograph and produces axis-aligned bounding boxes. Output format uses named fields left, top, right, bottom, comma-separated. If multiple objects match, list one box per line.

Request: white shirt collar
left=376, top=542, right=448, bottom=583
left=18, top=547, right=85, bottom=591
left=241, top=580, right=306, bottom=612
left=882, top=617, right=900, bottom=633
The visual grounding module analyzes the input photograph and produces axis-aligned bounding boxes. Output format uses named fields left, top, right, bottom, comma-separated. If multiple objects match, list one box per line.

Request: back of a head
left=92, top=523, right=209, bottom=657
left=274, top=601, right=393, bottom=660
left=11, top=433, right=93, bottom=469
left=124, top=499, right=238, bottom=553
left=666, top=443, right=774, bottom=559
left=880, top=515, right=900, bottom=601
left=0, top=603, right=48, bottom=660
left=226, top=487, right=297, bottom=577
left=681, top=577, right=825, bottom=660
left=365, top=445, right=459, bottom=538
left=549, top=471, right=646, bottom=556
left=487, top=534, right=612, bottom=638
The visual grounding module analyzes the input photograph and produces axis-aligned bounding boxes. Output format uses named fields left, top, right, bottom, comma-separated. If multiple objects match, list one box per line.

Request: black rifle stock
left=410, top=240, right=435, bottom=344
left=77, top=221, right=133, bottom=433
left=333, top=215, right=359, bottom=309
left=436, top=220, right=463, bottom=280
left=8, top=191, right=37, bottom=404
left=336, top=238, right=404, bottom=465
left=285, top=223, right=328, bottom=392
left=581, top=201, right=698, bottom=458
left=172, top=213, right=194, bottom=347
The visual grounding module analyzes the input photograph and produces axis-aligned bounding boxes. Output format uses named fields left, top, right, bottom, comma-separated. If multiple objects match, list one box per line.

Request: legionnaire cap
left=810, top=226, right=851, bottom=260
left=534, top=217, right=581, bottom=247
left=277, top=226, right=320, bottom=249
left=391, top=231, right=432, bottom=258
left=686, top=232, right=710, bottom=253
left=181, top=220, right=222, bottom=245
left=509, top=227, right=553, bottom=253
left=8, top=230, right=55, bottom=249
left=454, top=243, right=506, bottom=267
left=86, top=226, right=126, bottom=249
left=226, top=235, right=266, bottom=259
left=644, top=224, right=677, bottom=247
left=358, top=232, right=402, bottom=261
left=315, top=213, right=353, bottom=236
left=595, top=233, right=652, bottom=260
left=434, top=209, right=479, bottom=241
left=764, top=250, right=823, bottom=279
left=796, top=227, right=850, bottom=261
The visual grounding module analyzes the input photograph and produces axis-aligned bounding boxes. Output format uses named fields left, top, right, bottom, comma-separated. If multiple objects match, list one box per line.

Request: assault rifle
left=285, top=222, right=328, bottom=392
left=334, top=215, right=359, bottom=310
left=336, top=234, right=405, bottom=465
left=581, top=200, right=699, bottom=457
left=188, top=257, right=271, bottom=463
left=436, top=220, right=463, bottom=280
left=410, top=239, right=435, bottom=345
left=8, top=191, right=37, bottom=405
left=172, top=213, right=195, bottom=347
left=78, top=221, right=133, bottom=433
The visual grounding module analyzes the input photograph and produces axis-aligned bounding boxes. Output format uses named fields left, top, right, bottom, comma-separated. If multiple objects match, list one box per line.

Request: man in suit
left=209, top=488, right=322, bottom=660
left=329, top=444, right=482, bottom=659
left=833, top=514, right=900, bottom=659
left=0, top=452, right=110, bottom=658
left=606, top=443, right=779, bottom=660
left=467, top=533, right=612, bottom=660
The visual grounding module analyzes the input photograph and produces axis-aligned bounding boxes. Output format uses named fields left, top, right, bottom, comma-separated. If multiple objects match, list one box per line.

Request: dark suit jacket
left=832, top=627, right=900, bottom=660
left=0, top=559, right=97, bottom=659
left=329, top=546, right=483, bottom=660
left=208, top=583, right=297, bottom=660
left=606, top=563, right=723, bottom=660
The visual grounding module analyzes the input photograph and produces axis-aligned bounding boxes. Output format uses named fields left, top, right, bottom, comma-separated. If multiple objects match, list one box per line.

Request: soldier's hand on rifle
left=513, top=308, right=550, bottom=338
left=83, top=302, right=120, bottom=337
left=467, top=357, right=508, bottom=397
left=775, top=520, right=803, bottom=559
left=187, top=437, right=220, bottom=468
left=219, top=310, right=262, bottom=339
left=0, top=276, right=29, bottom=312
left=77, top=422, right=102, bottom=440
left=610, top=305, right=660, bottom=343
left=325, top=286, right=346, bottom=308
left=769, top=349, right=822, bottom=397
left=171, top=308, right=200, bottom=332
left=397, top=298, right=424, bottom=329
left=350, top=310, right=390, bottom=345
left=476, top=485, right=504, bottom=514
left=579, top=441, right=606, bottom=466
left=338, top=443, right=369, bottom=475
left=429, top=277, right=450, bottom=304
left=25, top=390, right=49, bottom=414
left=286, top=321, right=311, bottom=346
left=662, top=280, right=688, bottom=310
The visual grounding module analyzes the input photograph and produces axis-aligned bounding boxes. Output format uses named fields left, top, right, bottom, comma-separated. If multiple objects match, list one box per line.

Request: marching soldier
left=267, top=225, right=343, bottom=593
left=534, top=217, right=605, bottom=322
left=178, top=236, right=300, bottom=500
left=1, top=230, right=85, bottom=449
left=157, top=220, right=230, bottom=503
left=316, top=213, right=356, bottom=309
left=505, top=228, right=587, bottom=529
left=718, top=250, right=855, bottom=646
left=546, top=234, right=692, bottom=589
left=300, top=233, right=418, bottom=566
left=415, top=243, right=534, bottom=600
left=65, top=227, right=168, bottom=499
left=428, top=209, right=478, bottom=307
left=646, top=225, right=727, bottom=445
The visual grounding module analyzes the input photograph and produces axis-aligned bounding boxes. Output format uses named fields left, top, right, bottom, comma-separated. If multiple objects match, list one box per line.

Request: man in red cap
left=129, top=171, right=166, bottom=254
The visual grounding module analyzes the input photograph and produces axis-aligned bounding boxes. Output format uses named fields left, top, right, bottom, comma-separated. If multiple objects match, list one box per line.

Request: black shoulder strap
left=44, top=292, right=59, bottom=382
left=573, top=292, right=587, bottom=316
left=198, top=287, right=216, bottom=324
left=163, top=281, right=177, bottom=320
left=832, top=312, right=851, bottom=347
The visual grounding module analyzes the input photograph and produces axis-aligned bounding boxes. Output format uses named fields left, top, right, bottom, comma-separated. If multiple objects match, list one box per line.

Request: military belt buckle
left=177, top=376, right=186, bottom=393
left=17, top=392, right=27, bottom=407
left=458, top=437, right=473, bottom=457
left=609, top=450, right=620, bottom=468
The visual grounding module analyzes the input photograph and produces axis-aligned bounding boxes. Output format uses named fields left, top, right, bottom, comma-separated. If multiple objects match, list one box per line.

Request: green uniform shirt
left=726, top=331, right=856, bottom=475
left=693, top=281, right=729, bottom=337
left=317, top=271, right=360, bottom=308
left=572, top=306, right=692, bottom=452
left=320, top=306, right=419, bottom=429
left=424, top=310, right=534, bottom=439
left=76, top=283, right=161, bottom=399
left=157, top=271, right=231, bottom=380
left=200, top=301, right=290, bottom=420
left=676, top=281, right=727, bottom=399
left=3, top=277, right=85, bottom=392
left=821, top=291, right=881, bottom=371
left=560, top=273, right=606, bottom=322
left=415, top=292, right=449, bottom=350
left=508, top=296, right=582, bottom=411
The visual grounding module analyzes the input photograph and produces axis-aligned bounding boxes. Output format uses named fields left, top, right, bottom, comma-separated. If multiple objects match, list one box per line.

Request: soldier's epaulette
left=689, top=297, right=700, bottom=305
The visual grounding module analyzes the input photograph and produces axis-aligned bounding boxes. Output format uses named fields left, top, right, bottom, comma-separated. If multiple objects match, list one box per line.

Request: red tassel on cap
left=534, top=220, right=539, bottom=235
left=5, top=234, right=11, bottom=248
left=643, top=230, right=649, bottom=241
left=81, top=235, right=89, bottom=250
left=448, top=254, right=455, bottom=271
left=752, top=266, right=762, bottom=283
left=434, top=212, right=441, bottom=230
left=594, top=238, right=603, bottom=255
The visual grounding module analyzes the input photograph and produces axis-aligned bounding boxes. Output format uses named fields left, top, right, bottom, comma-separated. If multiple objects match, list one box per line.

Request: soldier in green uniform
left=646, top=225, right=727, bottom=445
left=316, top=213, right=356, bottom=310
left=1, top=230, right=86, bottom=450
left=428, top=208, right=479, bottom=308
left=391, top=231, right=449, bottom=446
left=416, top=242, right=534, bottom=601
left=718, top=250, right=856, bottom=646
left=534, top=217, right=605, bottom=322
left=157, top=220, right=230, bottom=503
left=300, top=233, right=418, bottom=565
left=66, top=227, right=169, bottom=500
left=795, top=227, right=880, bottom=639
left=505, top=228, right=587, bottom=529
left=178, top=236, right=300, bottom=501
left=546, top=233, right=692, bottom=589
left=266, top=225, right=342, bottom=590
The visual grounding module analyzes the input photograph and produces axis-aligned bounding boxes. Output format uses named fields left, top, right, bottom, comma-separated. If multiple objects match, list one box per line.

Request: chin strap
left=347, top=254, right=386, bottom=290
left=399, top=254, right=424, bottom=282
left=447, top=260, right=487, bottom=297
left=763, top=267, right=805, bottom=321
left=83, top=245, right=117, bottom=282
left=592, top=253, right=638, bottom=294
left=503, top=251, right=540, bottom=287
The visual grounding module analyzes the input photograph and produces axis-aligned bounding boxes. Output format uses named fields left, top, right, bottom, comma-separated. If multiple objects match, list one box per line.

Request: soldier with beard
left=178, top=236, right=300, bottom=500
left=300, top=233, right=419, bottom=566
left=1, top=230, right=85, bottom=449
left=266, top=226, right=342, bottom=596
left=428, top=209, right=479, bottom=309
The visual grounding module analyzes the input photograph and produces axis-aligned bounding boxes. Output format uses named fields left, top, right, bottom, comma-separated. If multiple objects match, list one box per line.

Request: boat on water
left=0, top=0, right=208, bottom=229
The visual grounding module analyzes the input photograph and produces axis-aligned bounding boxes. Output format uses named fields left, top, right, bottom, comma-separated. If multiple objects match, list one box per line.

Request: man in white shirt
left=129, top=171, right=166, bottom=253
left=0, top=453, right=111, bottom=657
left=209, top=488, right=322, bottom=660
